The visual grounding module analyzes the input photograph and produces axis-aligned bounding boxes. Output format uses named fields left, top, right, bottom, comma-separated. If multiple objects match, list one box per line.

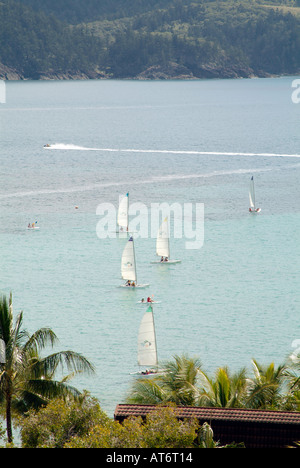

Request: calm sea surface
left=0, top=78, right=299, bottom=416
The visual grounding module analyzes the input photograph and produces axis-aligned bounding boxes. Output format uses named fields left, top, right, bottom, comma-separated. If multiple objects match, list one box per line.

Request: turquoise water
left=0, top=78, right=299, bottom=416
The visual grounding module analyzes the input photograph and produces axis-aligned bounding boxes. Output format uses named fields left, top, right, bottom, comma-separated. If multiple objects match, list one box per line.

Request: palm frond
left=0, top=295, right=13, bottom=343
left=25, top=378, right=82, bottom=400
left=29, top=350, right=95, bottom=379
left=25, top=327, right=58, bottom=353
left=127, top=378, right=167, bottom=405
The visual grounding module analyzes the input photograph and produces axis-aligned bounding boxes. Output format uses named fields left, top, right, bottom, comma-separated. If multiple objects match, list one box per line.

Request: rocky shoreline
left=0, top=61, right=285, bottom=81
left=0, top=63, right=109, bottom=80
left=135, top=62, right=271, bottom=80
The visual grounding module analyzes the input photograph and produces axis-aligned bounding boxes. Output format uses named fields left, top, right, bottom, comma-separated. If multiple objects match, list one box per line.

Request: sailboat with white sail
left=249, top=176, right=261, bottom=213
left=120, top=236, right=149, bottom=288
left=131, top=304, right=159, bottom=375
left=151, top=216, right=181, bottom=264
left=117, top=192, right=129, bottom=233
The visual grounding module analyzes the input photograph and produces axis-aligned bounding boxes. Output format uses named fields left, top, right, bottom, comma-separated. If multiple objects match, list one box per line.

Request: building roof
left=114, top=404, right=300, bottom=425
left=114, top=404, right=300, bottom=448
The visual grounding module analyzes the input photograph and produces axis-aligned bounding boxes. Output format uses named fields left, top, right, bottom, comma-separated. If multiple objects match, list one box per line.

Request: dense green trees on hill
left=0, top=1, right=104, bottom=78
left=0, top=0, right=299, bottom=79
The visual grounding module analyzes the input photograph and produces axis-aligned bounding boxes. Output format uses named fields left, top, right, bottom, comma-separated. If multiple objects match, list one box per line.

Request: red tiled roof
left=114, top=404, right=300, bottom=448
left=114, top=404, right=300, bottom=425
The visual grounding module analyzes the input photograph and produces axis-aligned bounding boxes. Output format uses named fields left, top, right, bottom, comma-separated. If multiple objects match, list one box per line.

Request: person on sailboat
left=147, top=297, right=152, bottom=302
left=125, top=280, right=131, bottom=286
left=164, top=257, right=168, bottom=262
left=131, top=281, right=136, bottom=287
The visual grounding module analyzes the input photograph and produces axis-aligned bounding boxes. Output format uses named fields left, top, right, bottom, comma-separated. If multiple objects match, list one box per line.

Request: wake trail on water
left=1, top=144, right=299, bottom=199
left=46, top=143, right=300, bottom=158
left=2, top=164, right=300, bottom=200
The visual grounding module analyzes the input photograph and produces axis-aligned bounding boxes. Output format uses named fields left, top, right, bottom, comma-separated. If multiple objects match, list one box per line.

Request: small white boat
left=249, top=176, right=261, bottom=213
left=120, top=236, right=149, bottom=289
left=150, top=217, right=181, bottom=264
left=131, top=304, right=160, bottom=375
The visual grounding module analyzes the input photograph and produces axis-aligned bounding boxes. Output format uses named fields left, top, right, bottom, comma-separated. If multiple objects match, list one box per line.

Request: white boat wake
left=0, top=145, right=299, bottom=200
left=1, top=164, right=300, bottom=200
left=45, top=143, right=300, bottom=158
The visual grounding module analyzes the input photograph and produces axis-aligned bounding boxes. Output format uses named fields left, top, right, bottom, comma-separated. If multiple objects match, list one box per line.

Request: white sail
left=137, top=305, right=158, bottom=367
left=117, top=193, right=129, bottom=230
left=151, top=216, right=181, bottom=264
left=249, top=176, right=255, bottom=209
left=121, top=236, right=136, bottom=282
left=249, top=176, right=261, bottom=213
left=156, top=217, right=170, bottom=258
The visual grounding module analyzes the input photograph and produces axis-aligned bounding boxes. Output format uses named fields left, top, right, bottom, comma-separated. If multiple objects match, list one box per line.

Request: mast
left=249, top=176, right=255, bottom=210
left=132, top=236, right=137, bottom=285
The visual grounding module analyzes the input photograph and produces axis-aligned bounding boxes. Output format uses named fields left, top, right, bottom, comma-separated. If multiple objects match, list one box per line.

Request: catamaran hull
left=150, top=260, right=181, bottom=264
left=249, top=208, right=261, bottom=213
left=137, top=301, right=161, bottom=304
left=119, top=284, right=150, bottom=289
left=130, top=370, right=162, bottom=376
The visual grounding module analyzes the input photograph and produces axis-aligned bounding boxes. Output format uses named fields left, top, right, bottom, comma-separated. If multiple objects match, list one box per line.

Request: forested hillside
left=0, top=0, right=299, bottom=80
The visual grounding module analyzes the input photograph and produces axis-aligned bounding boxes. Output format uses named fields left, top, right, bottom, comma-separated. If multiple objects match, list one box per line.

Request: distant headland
left=0, top=0, right=299, bottom=81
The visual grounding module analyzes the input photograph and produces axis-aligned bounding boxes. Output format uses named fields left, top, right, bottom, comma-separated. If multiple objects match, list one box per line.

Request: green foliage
left=127, top=353, right=300, bottom=411
left=21, top=392, right=106, bottom=448
left=0, top=0, right=299, bottom=79
left=0, top=0, right=104, bottom=77
left=197, top=422, right=219, bottom=448
left=245, top=359, right=287, bottom=410
left=0, top=294, right=95, bottom=443
left=197, top=367, right=248, bottom=408
left=141, top=406, right=199, bottom=449
left=127, top=355, right=203, bottom=406
left=22, top=398, right=200, bottom=448
left=14, top=350, right=300, bottom=448
left=127, top=356, right=249, bottom=408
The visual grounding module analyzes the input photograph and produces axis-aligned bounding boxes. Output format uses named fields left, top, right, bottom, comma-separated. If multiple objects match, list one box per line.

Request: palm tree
left=245, top=359, right=286, bottom=410
left=197, top=366, right=247, bottom=408
left=160, top=354, right=203, bottom=406
left=127, top=355, right=202, bottom=406
left=0, top=294, right=95, bottom=443
left=279, top=352, right=300, bottom=411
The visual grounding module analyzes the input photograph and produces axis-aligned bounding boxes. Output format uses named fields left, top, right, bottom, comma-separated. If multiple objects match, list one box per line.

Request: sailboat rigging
left=249, top=176, right=261, bottom=213
left=151, top=217, right=181, bottom=264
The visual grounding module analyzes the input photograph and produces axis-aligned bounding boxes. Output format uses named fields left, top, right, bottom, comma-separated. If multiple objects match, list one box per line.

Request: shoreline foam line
left=46, top=144, right=300, bottom=158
